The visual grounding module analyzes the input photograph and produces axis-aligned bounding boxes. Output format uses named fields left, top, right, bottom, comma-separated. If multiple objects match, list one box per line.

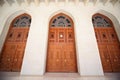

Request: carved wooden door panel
left=0, top=14, right=31, bottom=72
left=107, top=28, right=120, bottom=72
left=95, top=28, right=113, bottom=72
left=47, top=28, right=77, bottom=72
left=11, top=28, right=29, bottom=72
left=95, top=28, right=120, bottom=72
left=46, top=13, right=77, bottom=72
left=93, top=13, right=120, bottom=72
left=0, top=44, right=16, bottom=71
left=98, top=45, right=112, bottom=72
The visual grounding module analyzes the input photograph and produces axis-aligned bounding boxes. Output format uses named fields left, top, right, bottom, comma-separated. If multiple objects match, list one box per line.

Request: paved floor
left=0, top=72, right=120, bottom=80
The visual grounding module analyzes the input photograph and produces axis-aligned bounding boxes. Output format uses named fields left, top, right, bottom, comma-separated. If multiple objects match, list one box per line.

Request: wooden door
left=0, top=14, right=31, bottom=72
left=93, top=13, right=120, bottom=72
left=46, top=13, right=77, bottom=72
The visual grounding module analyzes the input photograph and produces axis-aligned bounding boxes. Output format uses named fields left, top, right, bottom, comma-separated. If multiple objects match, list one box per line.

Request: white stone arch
left=0, top=10, right=32, bottom=53
left=92, top=10, right=120, bottom=41
left=45, top=10, right=79, bottom=73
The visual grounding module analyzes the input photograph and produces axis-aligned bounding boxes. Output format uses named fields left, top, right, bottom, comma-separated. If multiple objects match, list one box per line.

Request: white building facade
left=0, top=0, right=120, bottom=76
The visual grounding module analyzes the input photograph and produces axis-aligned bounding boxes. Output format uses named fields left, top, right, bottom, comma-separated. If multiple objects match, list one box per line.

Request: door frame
left=46, top=12, right=78, bottom=72
left=0, top=13, right=31, bottom=72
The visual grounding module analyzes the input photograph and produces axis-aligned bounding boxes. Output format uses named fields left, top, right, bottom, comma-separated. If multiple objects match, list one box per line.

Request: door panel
left=47, top=13, right=77, bottom=72
left=95, top=28, right=120, bottom=72
left=12, top=44, right=25, bottom=71
left=109, top=45, right=120, bottom=72
left=46, top=27, right=77, bottom=72
left=0, top=28, right=29, bottom=72
left=0, top=44, right=16, bottom=71
left=98, top=45, right=112, bottom=72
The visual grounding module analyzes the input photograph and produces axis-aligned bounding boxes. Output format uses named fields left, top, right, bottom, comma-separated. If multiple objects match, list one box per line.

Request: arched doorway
left=92, top=13, right=120, bottom=72
left=0, top=13, right=31, bottom=72
left=46, top=13, right=77, bottom=72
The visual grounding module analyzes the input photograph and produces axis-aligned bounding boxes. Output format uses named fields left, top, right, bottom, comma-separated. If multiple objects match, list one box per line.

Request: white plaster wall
left=0, top=2, right=120, bottom=76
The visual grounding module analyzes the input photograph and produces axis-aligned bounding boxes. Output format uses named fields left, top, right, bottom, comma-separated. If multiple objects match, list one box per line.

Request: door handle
left=114, top=59, right=117, bottom=62
left=106, top=59, right=109, bottom=62
left=14, top=59, right=17, bottom=62
left=64, top=59, right=66, bottom=62
left=7, top=59, right=10, bottom=61
left=56, top=59, right=59, bottom=62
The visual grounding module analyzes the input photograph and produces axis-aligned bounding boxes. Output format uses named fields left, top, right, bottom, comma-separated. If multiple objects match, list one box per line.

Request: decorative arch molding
left=48, top=10, right=75, bottom=24
left=92, top=10, right=120, bottom=41
left=50, top=13, right=73, bottom=27
left=0, top=10, right=31, bottom=52
left=2, top=10, right=32, bottom=28
left=92, top=13, right=113, bottom=27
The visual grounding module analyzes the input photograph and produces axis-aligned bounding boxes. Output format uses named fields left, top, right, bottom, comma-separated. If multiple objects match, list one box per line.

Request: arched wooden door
left=92, top=13, right=120, bottom=72
left=0, top=13, right=31, bottom=72
left=46, top=13, right=77, bottom=72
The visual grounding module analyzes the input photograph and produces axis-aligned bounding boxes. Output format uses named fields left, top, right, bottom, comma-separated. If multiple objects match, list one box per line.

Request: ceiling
left=0, top=0, right=120, bottom=6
